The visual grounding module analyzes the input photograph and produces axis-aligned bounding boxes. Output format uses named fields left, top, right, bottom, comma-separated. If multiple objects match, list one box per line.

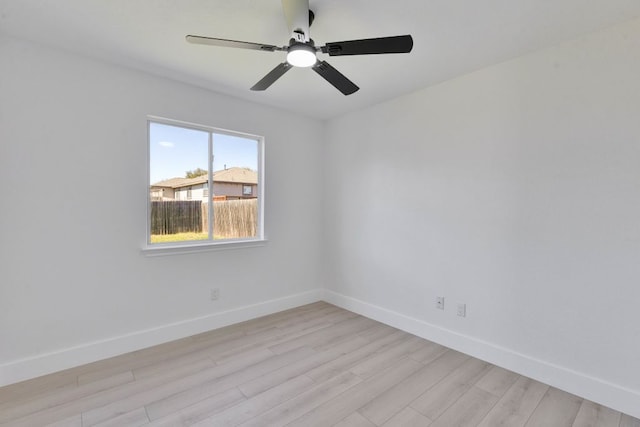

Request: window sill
left=141, top=238, right=267, bottom=257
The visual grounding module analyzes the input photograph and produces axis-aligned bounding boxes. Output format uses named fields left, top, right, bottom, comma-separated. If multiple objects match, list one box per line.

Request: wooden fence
left=151, top=199, right=257, bottom=238
left=150, top=201, right=202, bottom=235
left=203, top=199, right=258, bottom=239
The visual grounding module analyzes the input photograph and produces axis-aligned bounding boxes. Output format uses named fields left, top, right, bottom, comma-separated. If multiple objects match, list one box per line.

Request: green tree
left=185, top=168, right=207, bottom=179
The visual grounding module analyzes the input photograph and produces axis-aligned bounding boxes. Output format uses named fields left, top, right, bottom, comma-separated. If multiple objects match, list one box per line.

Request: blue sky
left=149, top=122, right=258, bottom=184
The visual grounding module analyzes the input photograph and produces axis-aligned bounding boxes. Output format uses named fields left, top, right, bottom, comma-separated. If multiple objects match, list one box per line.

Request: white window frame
left=143, top=116, right=266, bottom=256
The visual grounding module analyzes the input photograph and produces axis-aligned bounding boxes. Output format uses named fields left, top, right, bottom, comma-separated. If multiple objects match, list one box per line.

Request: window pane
left=147, top=119, right=262, bottom=247
left=212, top=133, right=259, bottom=240
left=149, top=122, right=209, bottom=244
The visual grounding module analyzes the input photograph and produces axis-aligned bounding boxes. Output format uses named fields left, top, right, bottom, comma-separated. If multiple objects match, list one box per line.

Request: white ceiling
left=1, top=1, right=639, bottom=120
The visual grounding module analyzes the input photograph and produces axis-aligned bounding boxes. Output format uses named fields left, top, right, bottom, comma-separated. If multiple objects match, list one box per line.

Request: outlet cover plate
left=457, top=303, right=466, bottom=317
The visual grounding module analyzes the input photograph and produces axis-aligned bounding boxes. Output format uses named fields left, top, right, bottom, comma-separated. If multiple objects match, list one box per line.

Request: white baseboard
left=322, top=290, right=640, bottom=419
left=0, top=289, right=323, bottom=387
left=3, top=288, right=638, bottom=419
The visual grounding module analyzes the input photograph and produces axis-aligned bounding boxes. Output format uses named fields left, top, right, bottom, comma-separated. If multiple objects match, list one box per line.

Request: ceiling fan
left=186, top=0, right=413, bottom=95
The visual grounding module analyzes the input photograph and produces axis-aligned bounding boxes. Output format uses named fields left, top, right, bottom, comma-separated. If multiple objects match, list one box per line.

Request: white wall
left=323, top=18, right=640, bottom=416
left=2, top=16, right=640, bottom=417
left=0, top=35, right=324, bottom=384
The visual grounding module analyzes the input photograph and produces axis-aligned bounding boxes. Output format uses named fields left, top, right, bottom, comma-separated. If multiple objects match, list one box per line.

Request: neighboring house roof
left=213, top=167, right=257, bottom=185
left=151, top=176, right=206, bottom=188
left=151, top=167, right=257, bottom=188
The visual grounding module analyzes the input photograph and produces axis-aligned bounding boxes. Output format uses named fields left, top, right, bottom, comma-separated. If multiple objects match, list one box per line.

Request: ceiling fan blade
left=321, top=35, right=413, bottom=56
left=312, top=61, right=359, bottom=95
left=282, top=0, right=310, bottom=42
left=250, top=62, right=294, bottom=91
left=186, top=35, right=284, bottom=52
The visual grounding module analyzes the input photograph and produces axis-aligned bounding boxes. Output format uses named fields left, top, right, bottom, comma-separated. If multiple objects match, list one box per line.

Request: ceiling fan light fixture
left=286, top=44, right=316, bottom=67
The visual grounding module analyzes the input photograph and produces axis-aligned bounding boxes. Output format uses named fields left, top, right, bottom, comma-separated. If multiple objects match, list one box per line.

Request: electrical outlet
left=436, top=297, right=445, bottom=310
left=457, top=303, right=466, bottom=317
left=210, top=288, right=220, bottom=301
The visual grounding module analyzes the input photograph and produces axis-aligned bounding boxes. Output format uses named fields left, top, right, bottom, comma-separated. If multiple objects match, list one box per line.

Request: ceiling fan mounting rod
left=291, top=10, right=314, bottom=41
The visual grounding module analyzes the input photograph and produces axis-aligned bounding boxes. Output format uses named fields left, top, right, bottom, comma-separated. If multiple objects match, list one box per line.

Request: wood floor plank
left=198, top=302, right=334, bottom=335
left=138, top=347, right=316, bottom=423
left=355, top=323, right=399, bottom=342
left=91, top=407, right=149, bottom=427
left=407, top=341, right=449, bottom=365
left=317, top=332, right=372, bottom=356
left=83, top=350, right=264, bottom=425
left=429, top=386, right=498, bottom=427
left=191, top=375, right=315, bottom=426
left=134, top=356, right=216, bottom=382
left=525, top=387, right=583, bottom=427
left=76, top=330, right=245, bottom=385
left=183, top=324, right=248, bottom=345
left=409, top=357, right=492, bottom=420
left=475, top=365, right=520, bottom=397
left=334, top=412, right=377, bottom=427
left=312, top=328, right=372, bottom=353
left=572, top=400, right=621, bottom=427
left=305, top=330, right=408, bottom=383
left=222, top=302, right=338, bottom=335
left=132, top=327, right=280, bottom=378
left=45, top=414, right=83, bottom=427
left=144, top=388, right=246, bottom=427
left=0, top=371, right=134, bottom=423
left=285, top=358, right=424, bottom=427
left=266, top=305, right=355, bottom=333
left=210, top=321, right=333, bottom=365
left=213, top=348, right=275, bottom=370
left=0, top=372, right=77, bottom=407
left=382, top=407, right=433, bottom=427
left=349, top=336, right=432, bottom=379
left=205, top=318, right=331, bottom=362
left=192, top=307, right=346, bottom=365
left=358, top=350, right=470, bottom=425
left=238, top=339, right=362, bottom=397
left=63, top=347, right=305, bottom=426
left=238, top=372, right=362, bottom=427
left=268, top=316, right=377, bottom=355
left=477, top=376, right=549, bottom=427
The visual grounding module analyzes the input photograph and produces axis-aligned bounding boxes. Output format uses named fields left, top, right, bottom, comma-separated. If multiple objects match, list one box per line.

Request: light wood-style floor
left=1, top=302, right=638, bottom=427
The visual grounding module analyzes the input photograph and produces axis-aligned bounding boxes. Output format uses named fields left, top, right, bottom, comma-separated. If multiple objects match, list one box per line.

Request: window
left=147, top=117, right=264, bottom=250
